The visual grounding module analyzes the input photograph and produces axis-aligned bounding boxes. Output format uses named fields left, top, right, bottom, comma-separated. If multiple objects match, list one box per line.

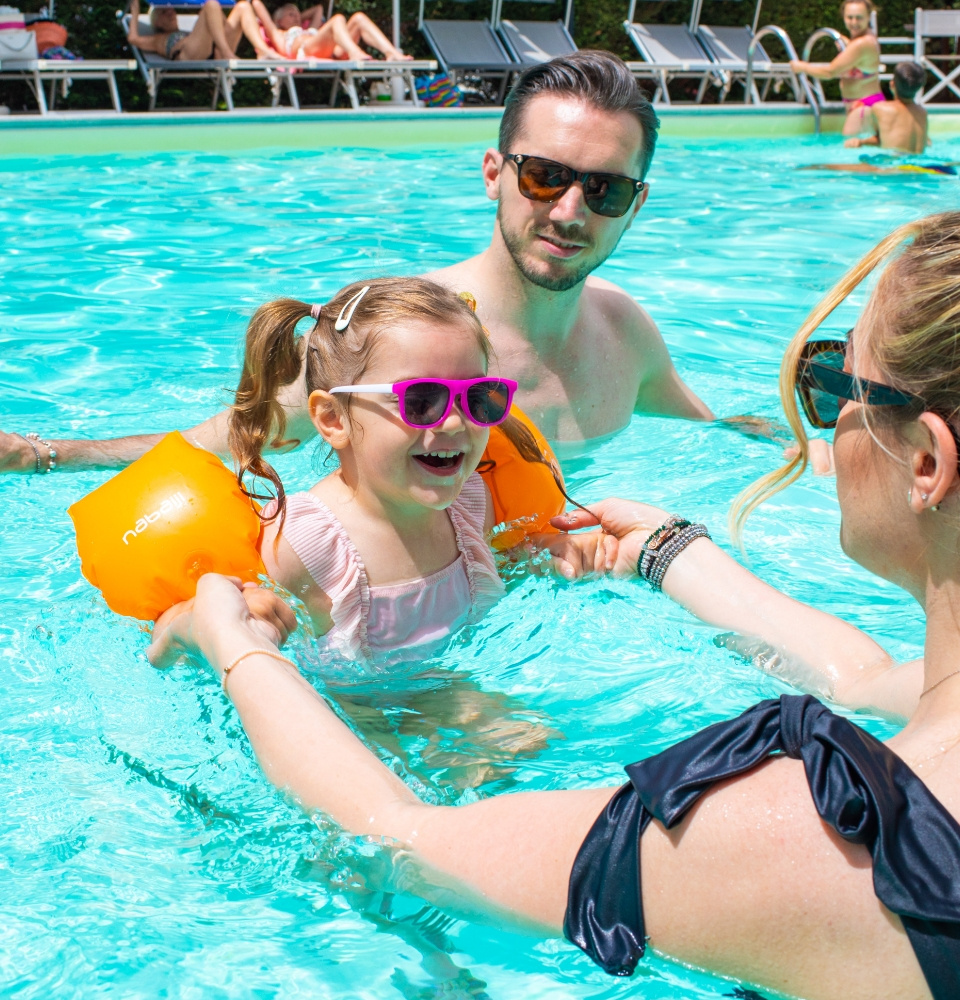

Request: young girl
left=229, top=276, right=608, bottom=667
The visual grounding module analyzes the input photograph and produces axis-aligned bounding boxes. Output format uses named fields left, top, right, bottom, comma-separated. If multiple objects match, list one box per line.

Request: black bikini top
left=565, top=695, right=960, bottom=999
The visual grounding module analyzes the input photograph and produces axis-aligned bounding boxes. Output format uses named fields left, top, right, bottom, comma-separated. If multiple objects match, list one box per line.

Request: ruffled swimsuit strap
left=565, top=694, right=960, bottom=997
left=264, top=494, right=373, bottom=661
left=446, top=473, right=505, bottom=622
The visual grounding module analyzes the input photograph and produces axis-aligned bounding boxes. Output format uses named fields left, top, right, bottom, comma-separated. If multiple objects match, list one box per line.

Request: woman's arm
left=127, top=0, right=166, bottom=54
left=148, top=575, right=614, bottom=928
left=148, top=576, right=922, bottom=999
left=791, top=36, right=874, bottom=80
left=555, top=500, right=919, bottom=719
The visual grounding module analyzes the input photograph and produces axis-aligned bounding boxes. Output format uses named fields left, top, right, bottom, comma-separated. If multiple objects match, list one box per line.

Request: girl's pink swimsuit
left=265, top=474, right=504, bottom=665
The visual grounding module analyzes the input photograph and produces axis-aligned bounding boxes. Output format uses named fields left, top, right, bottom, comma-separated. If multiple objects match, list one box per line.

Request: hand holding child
left=148, top=577, right=297, bottom=671
left=552, top=499, right=672, bottom=578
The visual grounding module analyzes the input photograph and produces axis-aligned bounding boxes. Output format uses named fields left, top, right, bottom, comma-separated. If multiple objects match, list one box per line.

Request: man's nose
left=548, top=181, right=588, bottom=226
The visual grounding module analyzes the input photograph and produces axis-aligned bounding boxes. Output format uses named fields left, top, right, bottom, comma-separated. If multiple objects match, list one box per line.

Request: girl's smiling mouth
left=413, top=450, right=465, bottom=475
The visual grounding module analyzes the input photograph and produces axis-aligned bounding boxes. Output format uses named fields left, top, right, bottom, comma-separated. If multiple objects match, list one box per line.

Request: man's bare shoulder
left=872, top=101, right=900, bottom=122
left=423, top=256, right=483, bottom=293
left=582, top=274, right=661, bottom=342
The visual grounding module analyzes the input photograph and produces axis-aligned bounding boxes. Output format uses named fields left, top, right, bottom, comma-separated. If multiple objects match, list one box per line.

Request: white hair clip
left=335, top=285, right=370, bottom=332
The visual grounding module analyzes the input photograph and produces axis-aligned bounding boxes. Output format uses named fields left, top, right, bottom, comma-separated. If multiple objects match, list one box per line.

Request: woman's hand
left=552, top=499, right=671, bottom=578
left=147, top=576, right=297, bottom=672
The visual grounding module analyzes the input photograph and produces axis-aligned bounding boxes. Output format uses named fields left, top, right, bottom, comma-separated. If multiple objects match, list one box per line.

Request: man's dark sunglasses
left=504, top=153, right=645, bottom=218
left=796, top=335, right=919, bottom=428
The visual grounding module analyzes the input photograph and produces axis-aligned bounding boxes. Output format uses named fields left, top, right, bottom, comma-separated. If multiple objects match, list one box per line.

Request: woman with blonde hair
left=150, top=212, right=960, bottom=1000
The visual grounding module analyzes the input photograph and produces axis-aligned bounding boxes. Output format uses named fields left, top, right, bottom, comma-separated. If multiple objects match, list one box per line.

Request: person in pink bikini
left=231, top=277, right=610, bottom=667
left=790, top=0, right=883, bottom=140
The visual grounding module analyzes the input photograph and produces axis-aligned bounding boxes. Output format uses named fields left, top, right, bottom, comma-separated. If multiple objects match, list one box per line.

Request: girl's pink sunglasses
left=330, top=377, right=517, bottom=429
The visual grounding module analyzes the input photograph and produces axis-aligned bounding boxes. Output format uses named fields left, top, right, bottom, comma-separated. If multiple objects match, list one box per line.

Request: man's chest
left=492, top=334, right=643, bottom=441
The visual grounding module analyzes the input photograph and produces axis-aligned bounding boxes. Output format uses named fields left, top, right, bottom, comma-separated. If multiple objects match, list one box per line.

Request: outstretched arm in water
left=0, top=378, right=315, bottom=474
left=146, top=574, right=922, bottom=1000
left=555, top=499, right=922, bottom=719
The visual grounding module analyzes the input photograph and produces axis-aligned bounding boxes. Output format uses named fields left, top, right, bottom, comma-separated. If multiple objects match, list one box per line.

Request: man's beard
left=497, top=205, right=612, bottom=292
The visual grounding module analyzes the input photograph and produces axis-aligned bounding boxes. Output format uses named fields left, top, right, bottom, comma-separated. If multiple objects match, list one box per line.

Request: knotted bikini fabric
left=564, top=694, right=960, bottom=998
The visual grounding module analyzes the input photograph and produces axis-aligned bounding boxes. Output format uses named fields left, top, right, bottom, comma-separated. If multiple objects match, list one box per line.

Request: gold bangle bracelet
left=221, top=647, right=296, bottom=694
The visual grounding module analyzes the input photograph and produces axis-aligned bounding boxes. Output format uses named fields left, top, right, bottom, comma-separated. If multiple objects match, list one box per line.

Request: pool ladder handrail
left=802, top=27, right=847, bottom=113
left=745, top=25, right=822, bottom=133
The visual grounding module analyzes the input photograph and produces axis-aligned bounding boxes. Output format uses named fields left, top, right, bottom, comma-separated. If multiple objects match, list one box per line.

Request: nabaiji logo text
left=122, top=492, right=188, bottom=545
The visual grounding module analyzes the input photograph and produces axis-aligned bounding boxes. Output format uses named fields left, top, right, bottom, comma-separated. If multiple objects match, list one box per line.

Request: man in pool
left=0, top=51, right=775, bottom=476
left=844, top=62, right=929, bottom=154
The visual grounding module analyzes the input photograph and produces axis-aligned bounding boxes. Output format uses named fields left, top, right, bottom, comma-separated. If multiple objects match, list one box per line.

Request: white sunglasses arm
left=328, top=384, right=395, bottom=395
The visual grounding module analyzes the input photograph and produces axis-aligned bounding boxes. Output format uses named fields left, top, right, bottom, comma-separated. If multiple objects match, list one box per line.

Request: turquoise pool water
left=2, top=132, right=960, bottom=999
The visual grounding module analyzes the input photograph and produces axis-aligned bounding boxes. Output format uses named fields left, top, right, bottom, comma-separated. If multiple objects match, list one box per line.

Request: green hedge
left=1, top=0, right=956, bottom=111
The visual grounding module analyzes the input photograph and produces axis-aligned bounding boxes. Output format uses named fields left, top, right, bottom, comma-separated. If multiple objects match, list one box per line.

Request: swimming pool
left=2, top=128, right=959, bottom=999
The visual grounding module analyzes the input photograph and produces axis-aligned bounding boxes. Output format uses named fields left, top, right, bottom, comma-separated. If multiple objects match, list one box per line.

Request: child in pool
left=229, top=277, right=612, bottom=667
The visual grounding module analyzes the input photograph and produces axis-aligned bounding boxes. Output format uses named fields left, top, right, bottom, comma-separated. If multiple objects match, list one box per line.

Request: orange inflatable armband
left=69, top=432, right=265, bottom=620
left=480, top=405, right=567, bottom=551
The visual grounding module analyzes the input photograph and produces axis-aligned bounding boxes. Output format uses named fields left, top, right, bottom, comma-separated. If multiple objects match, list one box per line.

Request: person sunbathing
left=251, top=0, right=411, bottom=61
left=845, top=61, right=929, bottom=154
left=126, top=0, right=250, bottom=61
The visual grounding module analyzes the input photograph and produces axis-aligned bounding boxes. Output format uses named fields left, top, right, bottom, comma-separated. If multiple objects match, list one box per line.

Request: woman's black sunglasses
left=504, top=153, right=645, bottom=219
left=796, top=335, right=919, bottom=428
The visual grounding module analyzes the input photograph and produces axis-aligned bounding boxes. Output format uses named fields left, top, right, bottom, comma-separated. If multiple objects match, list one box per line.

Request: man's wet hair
left=894, top=61, right=926, bottom=100
left=498, top=51, right=660, bottom=180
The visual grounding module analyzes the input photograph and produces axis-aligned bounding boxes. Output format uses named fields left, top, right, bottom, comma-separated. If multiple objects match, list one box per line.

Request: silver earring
left=908, top=488, right=913, bottom=504
left=921, top=492, right=930, bottom=502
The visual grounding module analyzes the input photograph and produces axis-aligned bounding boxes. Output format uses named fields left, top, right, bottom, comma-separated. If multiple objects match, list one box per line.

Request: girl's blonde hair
left=731, top=211, right=960, bottom=543
left=228, top=276, right=572, bottom=529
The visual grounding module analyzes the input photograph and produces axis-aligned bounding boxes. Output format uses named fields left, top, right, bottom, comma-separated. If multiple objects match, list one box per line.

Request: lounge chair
left=0, top=57, right=137, bottom=114
left=686, top=0, right=801, bottom=103
left=623, top=0, right=725, bottom=104
left=418, top=0, right=521, bottom=103
left=496, top=0, right=576, bottom=66
left=914, top=7, right=960, bottom=104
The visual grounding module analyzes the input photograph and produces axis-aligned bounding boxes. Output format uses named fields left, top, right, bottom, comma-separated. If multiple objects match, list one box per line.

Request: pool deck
left=1, top=104, right=959, bottom=154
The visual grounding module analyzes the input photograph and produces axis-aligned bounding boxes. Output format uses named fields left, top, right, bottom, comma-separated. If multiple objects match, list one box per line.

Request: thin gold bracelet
left=221, top=647, right=296, bottom=694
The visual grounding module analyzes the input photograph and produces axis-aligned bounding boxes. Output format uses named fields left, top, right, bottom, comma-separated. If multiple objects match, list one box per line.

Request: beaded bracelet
left=648, top=524, right=711, bottom=591
left=637, top=517, right=711, bottom=591
left=221, top=647, right=297, bottom=694
left=637, top=515, right=690, bottom=580
left=15, top=432, right=57, bottom=474
left=14, top=433, right=41, bottom=474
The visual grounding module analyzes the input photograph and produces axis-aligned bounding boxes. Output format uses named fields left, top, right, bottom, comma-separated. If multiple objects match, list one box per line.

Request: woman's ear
left=309, top=390, right=350, bottom=450
left=909, top=412, right=959, bottom=511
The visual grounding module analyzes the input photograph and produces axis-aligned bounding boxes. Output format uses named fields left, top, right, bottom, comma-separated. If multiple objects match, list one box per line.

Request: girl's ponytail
left=229, top=298, right=313, bottom=524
